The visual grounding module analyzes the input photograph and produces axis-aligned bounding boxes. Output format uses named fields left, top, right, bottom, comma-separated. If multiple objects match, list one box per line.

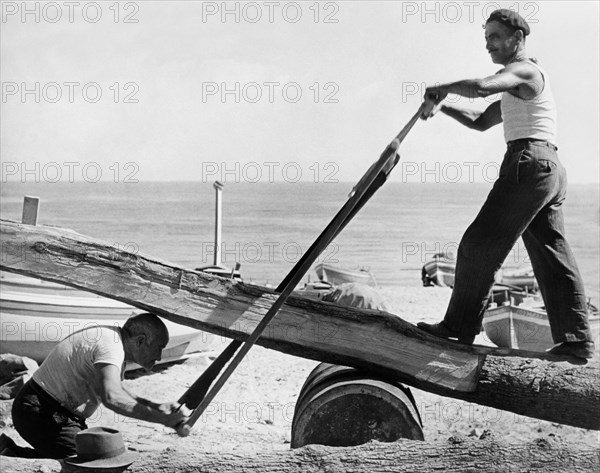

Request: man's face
left=134, top=332, right=168, bottom=371
left=485, top=21, right=520, bottom=65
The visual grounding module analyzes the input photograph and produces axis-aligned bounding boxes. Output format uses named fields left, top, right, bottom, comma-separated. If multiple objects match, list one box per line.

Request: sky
left=1, top=0, right=599, bottom=184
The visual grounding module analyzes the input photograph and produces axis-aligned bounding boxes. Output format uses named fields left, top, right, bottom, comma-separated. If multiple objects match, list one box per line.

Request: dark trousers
left=10, top=379, right=87, bottom=459
left=444, top=140, right=593, bottom=343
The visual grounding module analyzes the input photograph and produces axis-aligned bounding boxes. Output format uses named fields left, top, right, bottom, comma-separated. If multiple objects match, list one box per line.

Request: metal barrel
left=291, top=363, right=424, bottom=448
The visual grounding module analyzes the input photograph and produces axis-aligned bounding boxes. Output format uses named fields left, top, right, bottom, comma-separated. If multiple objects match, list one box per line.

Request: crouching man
left=5, top=313, right=188, bottom=458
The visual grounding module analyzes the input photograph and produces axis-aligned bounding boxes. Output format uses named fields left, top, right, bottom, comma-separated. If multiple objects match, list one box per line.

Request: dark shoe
left=417, top=321, right=475, bottom=345
left=0, top=433, right=17, bottom=456
left=547, top=341, right=595, bottom=360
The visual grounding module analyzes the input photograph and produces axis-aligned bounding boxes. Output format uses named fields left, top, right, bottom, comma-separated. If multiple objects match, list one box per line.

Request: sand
left=1, top=286, right=598, bottom=465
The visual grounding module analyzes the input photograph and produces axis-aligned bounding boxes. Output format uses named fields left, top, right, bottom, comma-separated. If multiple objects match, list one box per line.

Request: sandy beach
left=1, top=286, right=598, bottom=472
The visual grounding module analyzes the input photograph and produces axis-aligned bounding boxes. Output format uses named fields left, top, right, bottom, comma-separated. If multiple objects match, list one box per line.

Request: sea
left=1, top=181, right=599, bottom=302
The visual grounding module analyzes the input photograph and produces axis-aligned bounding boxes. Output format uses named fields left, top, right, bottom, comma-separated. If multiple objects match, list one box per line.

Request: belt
left=29, top=379, right=86, bottom=423
left=507, top=138, right=557, bottom=151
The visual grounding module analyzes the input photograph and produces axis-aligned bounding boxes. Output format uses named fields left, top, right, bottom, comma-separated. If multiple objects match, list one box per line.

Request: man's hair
left=123, top=313, right=168, bottom=342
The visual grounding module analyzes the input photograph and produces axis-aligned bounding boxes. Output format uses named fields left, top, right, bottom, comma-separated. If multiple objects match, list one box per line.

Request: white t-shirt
left=32, top=325, right=125, bottom=418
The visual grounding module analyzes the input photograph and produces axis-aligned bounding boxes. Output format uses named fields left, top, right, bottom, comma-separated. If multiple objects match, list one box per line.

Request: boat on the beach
left=196, top=264, right=242, bottom=281
left=422, top=254, right=537, bottom=291
left=495, top=266, right=537, bottom=292
left=314, top=262, right=377, bottom=287
left=482, top=286, right=600, bottom=351
left=421, top=253, right=455, bottom=287
left=293, top=280, right=335, bottom=301
left=0, top=271, right=209, bottom=369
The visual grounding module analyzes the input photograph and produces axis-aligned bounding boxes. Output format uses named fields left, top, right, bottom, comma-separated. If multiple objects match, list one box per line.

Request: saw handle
left=176, top=422, right=191, bottom=437
left=420, top=92, right=441, bottom=119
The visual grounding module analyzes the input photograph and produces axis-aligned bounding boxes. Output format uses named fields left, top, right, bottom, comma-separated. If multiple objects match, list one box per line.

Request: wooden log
left=1, top=437, right=598, bottom=473
left=1, top=219, right=599, bottom=430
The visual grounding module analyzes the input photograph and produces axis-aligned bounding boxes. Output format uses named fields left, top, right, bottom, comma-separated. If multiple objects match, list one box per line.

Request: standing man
left=417, top=9, right=594, bottom=359
left=3, top=313, right=189, bottom=458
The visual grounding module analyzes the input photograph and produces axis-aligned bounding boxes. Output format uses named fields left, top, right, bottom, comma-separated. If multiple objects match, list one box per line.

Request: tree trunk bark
left=1, top=438, right=598, bottom=473
left=1, top=219, right=599, bottom=430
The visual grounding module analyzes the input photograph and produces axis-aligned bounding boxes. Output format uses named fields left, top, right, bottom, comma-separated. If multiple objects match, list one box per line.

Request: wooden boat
left=421, top=253, right=455, bottom=287
left=495, top=266, right=537, bottom=292
left=314, top=263, right=377, bottom=287
left=422, top=254, right=537, bottom=291
left=196, top=264, right=242, bottom=281
left=482, top=287, right=600, bottom=352
left=0, top=271, right=209, bottom=369
left=292, top=280, right=334, bottom=301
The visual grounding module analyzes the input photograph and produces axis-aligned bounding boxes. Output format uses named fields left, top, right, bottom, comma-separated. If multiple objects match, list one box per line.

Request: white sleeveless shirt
left=500, top=60, right=557, bottom=145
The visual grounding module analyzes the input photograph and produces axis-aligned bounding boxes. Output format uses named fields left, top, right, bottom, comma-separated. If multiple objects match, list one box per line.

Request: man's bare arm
left=439, top=100, right=502, bottom=131
left=122, top=385, right=160, bottom=409
left=426, top=62, right=541, bottom=100
left=96, top=363, right=187, bottom=427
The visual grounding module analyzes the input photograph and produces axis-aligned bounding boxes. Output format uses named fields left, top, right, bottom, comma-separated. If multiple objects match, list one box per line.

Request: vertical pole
left=22, top=196, right=40, bottom=225
left=213, top=181, right=224, bottom=266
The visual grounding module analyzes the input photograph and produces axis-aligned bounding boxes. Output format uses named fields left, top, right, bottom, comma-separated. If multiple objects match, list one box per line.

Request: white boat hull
left=293, top=281, right=334, bottom=301
left=314, top=263, right=376, bottom=287
left=421, top=258, right=537, bottom=291
left=0, top=271, right=212, bottom=368
left=483, top=305, right=600, bottom=352
left=421, top=260, right=455, bottom=287
left=496, top=267, right=537, bottom=292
